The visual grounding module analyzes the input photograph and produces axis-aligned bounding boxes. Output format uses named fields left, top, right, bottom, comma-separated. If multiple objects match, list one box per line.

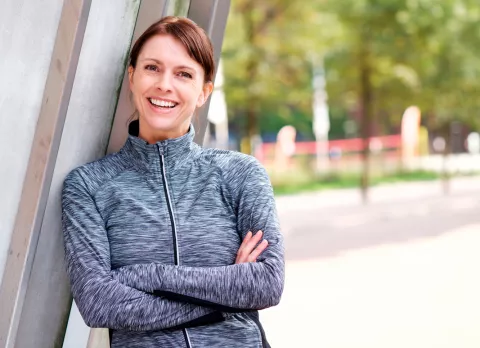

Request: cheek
left=132, top=87, right=144, bottom=107
left=178, top=85, right=202, bottom=106
left=130, top=81, right=141, bottom=100
left=131, top=87, right=147, bottom=113
left=132, top=74, right=151, bottom=95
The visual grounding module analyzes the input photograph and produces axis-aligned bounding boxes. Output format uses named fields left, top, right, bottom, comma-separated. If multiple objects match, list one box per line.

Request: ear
left=196, top=81, right=214, bottom=108
left=128, top=66, right=135, bottom=89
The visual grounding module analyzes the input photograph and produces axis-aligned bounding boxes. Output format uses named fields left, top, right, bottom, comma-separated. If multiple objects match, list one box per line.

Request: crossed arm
left=62, top=161, right=284, bottom=330
left=62, top=171, right=220, bottom=331
left=112, top=161, right=285, bottom=311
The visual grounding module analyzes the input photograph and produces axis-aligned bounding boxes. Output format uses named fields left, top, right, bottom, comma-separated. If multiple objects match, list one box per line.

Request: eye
left=145, top=64, right=159, bottom=72
left=178, top=71, right=193, bottom=79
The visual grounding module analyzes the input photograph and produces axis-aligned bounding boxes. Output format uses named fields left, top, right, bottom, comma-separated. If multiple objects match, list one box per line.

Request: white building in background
left=312, top=59, right=331, bottom=172
left=467, top=132, right=480, bottom=154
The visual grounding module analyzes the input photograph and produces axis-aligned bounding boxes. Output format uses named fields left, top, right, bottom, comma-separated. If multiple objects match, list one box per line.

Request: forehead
left=139, top=34, right=202, bottom=70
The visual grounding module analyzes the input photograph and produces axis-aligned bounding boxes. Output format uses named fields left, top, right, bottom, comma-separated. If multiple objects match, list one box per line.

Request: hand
left=235, top=230, right=269, bottom=264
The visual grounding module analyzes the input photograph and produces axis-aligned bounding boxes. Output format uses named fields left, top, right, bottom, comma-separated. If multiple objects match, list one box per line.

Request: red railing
left=256, top=134, right=402, bottom=161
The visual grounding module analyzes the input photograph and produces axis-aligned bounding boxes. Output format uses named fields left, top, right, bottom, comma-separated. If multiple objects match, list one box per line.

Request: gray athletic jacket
left=62, top=121, right=285, bottom=347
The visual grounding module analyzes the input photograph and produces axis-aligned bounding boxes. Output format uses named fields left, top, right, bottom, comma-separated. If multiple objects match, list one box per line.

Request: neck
left=138, top=124, right=189, bottom=144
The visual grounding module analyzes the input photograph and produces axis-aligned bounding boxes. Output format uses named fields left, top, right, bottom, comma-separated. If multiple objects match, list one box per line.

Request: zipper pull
left=159, top=141, right=169, bottom=156
left=157, top=144, right=164, bottom=156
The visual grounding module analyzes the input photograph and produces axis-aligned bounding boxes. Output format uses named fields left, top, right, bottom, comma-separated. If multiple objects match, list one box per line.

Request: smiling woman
left=62, top=16, right=284, bottom=348
left=127, top=17, right=214, bottom=142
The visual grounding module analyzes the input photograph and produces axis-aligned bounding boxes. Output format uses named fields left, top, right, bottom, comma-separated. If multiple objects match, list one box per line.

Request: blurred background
left=207, top=1, right=480, bottom=347
left=1, top=0, right=480, bottom=347
left=208, top=0, right=480, bottom=196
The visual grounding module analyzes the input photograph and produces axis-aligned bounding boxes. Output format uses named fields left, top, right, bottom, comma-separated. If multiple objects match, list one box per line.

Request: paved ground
left=261, top=177, right=480, bottom=348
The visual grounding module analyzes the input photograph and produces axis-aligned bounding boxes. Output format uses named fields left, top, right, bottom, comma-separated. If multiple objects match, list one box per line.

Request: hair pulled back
left=129, top=16, right=215, bottom=83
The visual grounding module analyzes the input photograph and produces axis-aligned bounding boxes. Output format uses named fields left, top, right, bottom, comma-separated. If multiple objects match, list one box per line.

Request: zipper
left=158, top=144, right=192, bottom=348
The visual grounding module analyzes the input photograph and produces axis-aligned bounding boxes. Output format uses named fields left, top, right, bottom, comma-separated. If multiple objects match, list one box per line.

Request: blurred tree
left=322, top=0, right=480, bottom=200
left=222, top=0, right=480, bottom=197
left=222, top=0, right=339, bottom=153
left=402, top=0, right=480, bottom=193
left=322, top=0, right=415, bottom=202
left=408, top=0, right=480, bottom=131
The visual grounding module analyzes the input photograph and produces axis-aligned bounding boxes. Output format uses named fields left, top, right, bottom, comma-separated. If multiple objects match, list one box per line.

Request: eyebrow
left=142, top=58, right=196, bottom=72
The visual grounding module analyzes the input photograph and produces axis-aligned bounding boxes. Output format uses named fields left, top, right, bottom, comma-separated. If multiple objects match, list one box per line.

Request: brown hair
left=129, top=16, right=215, bottom=83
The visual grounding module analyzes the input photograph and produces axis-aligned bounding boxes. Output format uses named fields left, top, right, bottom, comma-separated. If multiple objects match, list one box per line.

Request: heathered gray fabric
left=62, top=123, right=284, bottom=348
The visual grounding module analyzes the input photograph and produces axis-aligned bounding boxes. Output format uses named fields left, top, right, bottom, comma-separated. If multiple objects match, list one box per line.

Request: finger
left=248, top=240, right=269, bottom=262
left=249, top=230, right=263, bottom=246
left=236, top=231, right=263, bottom=263
left=243, top=231, right=253, bottom=245
left=236, top=231, right=253, bottom=263
left=237, top=231, right=252, bottom=255
left=242, top=231, right=263, bottom=256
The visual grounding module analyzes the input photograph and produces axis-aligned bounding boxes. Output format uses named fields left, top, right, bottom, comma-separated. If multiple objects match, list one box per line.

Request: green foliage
left=221, top=0, right=480, bottom=144
left=272, top=170, right=441, bottom=196
left=222, top=0, right=334, bottom=142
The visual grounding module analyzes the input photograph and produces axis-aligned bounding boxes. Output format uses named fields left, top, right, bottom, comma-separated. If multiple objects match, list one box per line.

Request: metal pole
left=188, top=0, right=231, bottom=145
left=0, top=1, right=91, bottom=346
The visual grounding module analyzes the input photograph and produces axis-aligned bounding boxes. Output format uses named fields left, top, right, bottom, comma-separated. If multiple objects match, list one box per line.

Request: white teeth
left=149, top=98, right=176, bottom=108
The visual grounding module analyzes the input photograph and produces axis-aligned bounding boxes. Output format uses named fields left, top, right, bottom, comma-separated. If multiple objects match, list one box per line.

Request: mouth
left=147, top=97, right=178, bottom=109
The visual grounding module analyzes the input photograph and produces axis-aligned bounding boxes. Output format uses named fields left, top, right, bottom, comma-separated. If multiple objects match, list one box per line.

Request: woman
left=62, top=16, right=284, bottom=348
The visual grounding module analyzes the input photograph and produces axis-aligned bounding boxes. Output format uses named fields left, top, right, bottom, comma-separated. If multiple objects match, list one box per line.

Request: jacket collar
left=123, top=120, right=197, bottom=168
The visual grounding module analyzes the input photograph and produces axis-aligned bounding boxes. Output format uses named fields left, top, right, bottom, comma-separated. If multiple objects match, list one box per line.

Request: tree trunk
left=244, top=59, right=259, bottom=155
left=241, top=1, right=259, bottom=155
left=359, top=43, right=373, bottom=204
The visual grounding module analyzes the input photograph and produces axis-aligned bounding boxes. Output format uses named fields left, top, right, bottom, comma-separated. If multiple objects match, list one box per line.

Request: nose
left=155, top=72, right=173, bottom=92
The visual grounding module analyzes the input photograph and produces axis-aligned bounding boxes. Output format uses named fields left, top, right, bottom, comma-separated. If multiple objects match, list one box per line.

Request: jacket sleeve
left=62, top=170, right=220, bottom=331
left=112, top=159, right=285, bottom=311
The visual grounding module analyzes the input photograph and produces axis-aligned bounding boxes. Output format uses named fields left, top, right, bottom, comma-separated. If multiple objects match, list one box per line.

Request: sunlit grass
left=271, top=170, right=441, bottom=196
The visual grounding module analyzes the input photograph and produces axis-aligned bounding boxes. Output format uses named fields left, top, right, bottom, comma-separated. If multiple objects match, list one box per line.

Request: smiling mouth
left=148, top=98, right=178, bottom=109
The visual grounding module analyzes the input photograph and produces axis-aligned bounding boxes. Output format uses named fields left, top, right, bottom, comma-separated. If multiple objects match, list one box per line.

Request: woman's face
left=129, top=34, right=213, bottom=143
